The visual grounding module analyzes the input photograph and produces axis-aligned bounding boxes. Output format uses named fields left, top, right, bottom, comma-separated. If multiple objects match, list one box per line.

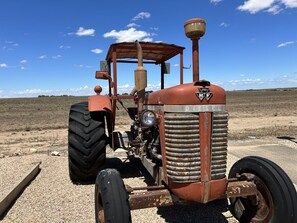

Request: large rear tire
left=68, top=102, right=106, bottom=182
left=95, top=169, right=131, bottom=223
left=229, top=156, right=297, bottom=223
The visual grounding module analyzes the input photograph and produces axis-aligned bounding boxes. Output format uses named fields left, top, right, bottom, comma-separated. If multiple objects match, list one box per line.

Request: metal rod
left=192, top=38, right=199, bottom=82
left=161, top=62, right=165, bottom=89
left=116, top=60, right=156, bottom=64
left=108, top=61, right=112, bottom=97
left=112, top=50, right=117, bottom=131
left=130, top=185, right=166, bottom=191
left=135, top=41, right=143, bottom=67
left=180, top=52, right=184, bottom=84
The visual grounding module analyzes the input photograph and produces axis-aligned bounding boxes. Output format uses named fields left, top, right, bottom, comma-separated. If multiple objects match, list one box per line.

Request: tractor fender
left=88, top=95, right=112, bottom=113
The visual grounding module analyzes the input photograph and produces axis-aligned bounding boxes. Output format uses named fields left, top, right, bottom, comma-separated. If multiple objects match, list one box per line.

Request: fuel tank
left=145, top=81, right=226, bottom=105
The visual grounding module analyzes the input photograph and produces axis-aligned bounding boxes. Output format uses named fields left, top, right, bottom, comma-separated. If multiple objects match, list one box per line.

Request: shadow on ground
left=102, top=156, right=234, bottom=223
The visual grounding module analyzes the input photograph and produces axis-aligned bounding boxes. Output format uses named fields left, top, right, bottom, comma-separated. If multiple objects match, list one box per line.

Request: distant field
left=0, top=88, right=296, bottom=155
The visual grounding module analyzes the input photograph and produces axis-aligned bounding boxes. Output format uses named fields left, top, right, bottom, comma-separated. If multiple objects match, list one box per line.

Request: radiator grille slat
left=211, top=112, right=228, bottom=180
left=165, top=113, right=200, bottom=183
left=164, top=111, right=228, bottom=183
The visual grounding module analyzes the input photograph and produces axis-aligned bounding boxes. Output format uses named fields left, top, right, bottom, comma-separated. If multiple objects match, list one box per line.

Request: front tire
left=95, top=169, right=131, bottom=223
left=229, top=156, right=297, bottom=223
left=68, top=102, right=106, bottom=182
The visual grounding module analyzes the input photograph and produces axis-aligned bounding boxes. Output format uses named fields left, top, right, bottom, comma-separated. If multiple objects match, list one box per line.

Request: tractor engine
left=128, top=80, right=228, bottom=203
left=126, top=18, right=228, bottom=203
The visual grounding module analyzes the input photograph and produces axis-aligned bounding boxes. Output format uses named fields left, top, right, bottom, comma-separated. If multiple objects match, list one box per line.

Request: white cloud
left=20, top=59, right=27, bottom=64
left=127, top=23, right=140, bottom=28
left=91, top=48, right=103, bottom=54
left=0, top=63, right=8, bottom=68
left=0, top=86, right=94, bottom=98
left=212, top=72, right=297, bottom=90
left=59, top=45, right=71, bottom=49
left=74, top=27, right=95, bottom=37
left=277, top=41, right=295, bottom=47
left=229, top=78, right=265, bottom=86
left=103, top=28, right=153, bottom=43
left=75, top=64, right=92, bottom=68
left=237, top=0, right=297, bottom=14
left=52, top=55, right=62, bottom=59
left=282, top=0, right=297, bottom=7
left=142, top=37, right=153, bottom=42
left=220, top=22, right=229, bottom=27
left=238, top=0, right=275, bottom=14
left=2, top=41, right=19, bottom=51
left=21, top=66, right=25, bottom=70
left=132, top=12, right=151, bottom=21
left=210, top=0, right=223, bottom=4
left=39, top=55, right=47, bottom=59
left=267, top=4, right=283, bottom=14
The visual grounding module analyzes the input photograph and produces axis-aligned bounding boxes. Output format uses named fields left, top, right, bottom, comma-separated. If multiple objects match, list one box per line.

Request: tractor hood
left=145, top=81, right=226, bottom=106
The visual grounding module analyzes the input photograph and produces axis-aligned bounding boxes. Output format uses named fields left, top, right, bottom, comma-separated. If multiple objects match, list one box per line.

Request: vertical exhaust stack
left=184, top=18, right=206, bottom=82
left=131, top=41, right=147, bottom=113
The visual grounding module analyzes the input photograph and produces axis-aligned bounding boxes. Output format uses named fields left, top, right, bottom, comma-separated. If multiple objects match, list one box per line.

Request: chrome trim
left=144, top=105, right=164, bottom=112
left=144, top=104, right=225, bottom=113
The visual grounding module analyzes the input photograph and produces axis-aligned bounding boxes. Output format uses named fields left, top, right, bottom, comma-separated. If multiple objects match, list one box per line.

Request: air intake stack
left=184, top=18, right=206, bottom=82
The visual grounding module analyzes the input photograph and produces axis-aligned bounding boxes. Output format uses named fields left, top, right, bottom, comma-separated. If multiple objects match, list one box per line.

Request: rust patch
left=224, top=181, right=257, bottom=198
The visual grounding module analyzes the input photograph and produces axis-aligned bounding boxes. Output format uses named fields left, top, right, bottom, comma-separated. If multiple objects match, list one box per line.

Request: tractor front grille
left=164, top=111, right=228, bottom=183
left=211, top=112, right=228, bottom=180
left=164, top=113, right=201, bottom=183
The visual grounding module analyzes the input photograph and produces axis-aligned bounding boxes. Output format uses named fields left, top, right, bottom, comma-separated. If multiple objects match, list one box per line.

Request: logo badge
left=196, top=87, right=213, bottom=101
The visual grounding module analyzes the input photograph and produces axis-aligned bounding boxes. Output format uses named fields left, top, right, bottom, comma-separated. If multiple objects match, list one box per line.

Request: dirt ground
left=0, top=88, right=297, bottom=222
left=0, top=88, right=296, bottom=157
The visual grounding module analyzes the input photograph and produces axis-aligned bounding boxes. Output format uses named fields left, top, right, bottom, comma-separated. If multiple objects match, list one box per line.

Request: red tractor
left=68, top=18, right=297, bottom=222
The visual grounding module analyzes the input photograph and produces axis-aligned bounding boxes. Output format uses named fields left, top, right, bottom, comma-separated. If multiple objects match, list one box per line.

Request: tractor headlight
left=140, top=110, right=156, bottom=127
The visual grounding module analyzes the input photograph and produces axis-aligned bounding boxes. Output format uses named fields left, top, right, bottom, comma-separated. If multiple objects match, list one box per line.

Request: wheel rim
left=232, top=174, right=274, bottom=223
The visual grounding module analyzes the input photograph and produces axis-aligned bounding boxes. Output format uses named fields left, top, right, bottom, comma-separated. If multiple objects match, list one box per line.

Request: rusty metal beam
left=222, top=181, right=258, bottom=199
left=129, top=189, right=176, bottom=210
left=0, top=162, right=41, bottom=217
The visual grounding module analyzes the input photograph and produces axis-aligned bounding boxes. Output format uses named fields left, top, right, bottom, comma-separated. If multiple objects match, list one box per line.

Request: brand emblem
left=196, top=87, right=213, bottom=101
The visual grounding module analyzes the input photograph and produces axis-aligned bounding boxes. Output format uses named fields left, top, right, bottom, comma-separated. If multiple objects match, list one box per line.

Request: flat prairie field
left=0, top=88, right=297, bottom=156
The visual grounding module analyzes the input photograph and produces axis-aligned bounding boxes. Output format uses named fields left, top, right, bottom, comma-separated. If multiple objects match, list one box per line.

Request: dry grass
left=0, top=88, right=296, bottom=155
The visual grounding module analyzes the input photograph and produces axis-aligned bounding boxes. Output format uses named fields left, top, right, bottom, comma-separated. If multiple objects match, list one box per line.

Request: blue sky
left=0, top=0, right=297, bottom=98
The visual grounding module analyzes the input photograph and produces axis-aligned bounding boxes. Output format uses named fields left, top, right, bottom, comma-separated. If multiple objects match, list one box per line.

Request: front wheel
left=95, top=169, right=131, bottom=223
left=229, top=156, right=297, bottom=223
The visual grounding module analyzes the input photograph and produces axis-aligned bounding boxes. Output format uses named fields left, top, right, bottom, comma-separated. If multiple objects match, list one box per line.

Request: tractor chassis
left=125, top=155, right=258, bottom=210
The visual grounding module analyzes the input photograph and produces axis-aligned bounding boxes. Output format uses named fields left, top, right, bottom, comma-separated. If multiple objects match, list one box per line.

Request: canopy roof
left=106, top=42, right=185, bottom=64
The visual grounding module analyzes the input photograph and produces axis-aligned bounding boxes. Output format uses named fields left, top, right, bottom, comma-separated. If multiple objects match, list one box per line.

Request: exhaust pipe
left=130, top=41, right=147, bottom=113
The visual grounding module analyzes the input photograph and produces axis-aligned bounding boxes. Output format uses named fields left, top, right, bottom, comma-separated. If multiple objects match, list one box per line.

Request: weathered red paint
left=146, top=83, right=226, bottom=105
left=157, top=112, right=169, bottom=184
left=199, top=112, right=212, bottom=203
left=127, top=180, right=258, bottom=210
left=88, top=95, right=112, bottom=113
left=168, top=178, right=227, bottom=203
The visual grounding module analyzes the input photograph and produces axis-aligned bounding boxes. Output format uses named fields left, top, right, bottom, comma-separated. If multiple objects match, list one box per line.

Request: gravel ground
left=4, top=136, right=296, bottom=222
left=0, top=149, right=239, bottom=223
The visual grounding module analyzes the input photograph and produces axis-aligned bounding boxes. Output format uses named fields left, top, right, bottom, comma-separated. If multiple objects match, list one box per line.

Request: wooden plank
left=0, top=162, right=41, bottom=217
